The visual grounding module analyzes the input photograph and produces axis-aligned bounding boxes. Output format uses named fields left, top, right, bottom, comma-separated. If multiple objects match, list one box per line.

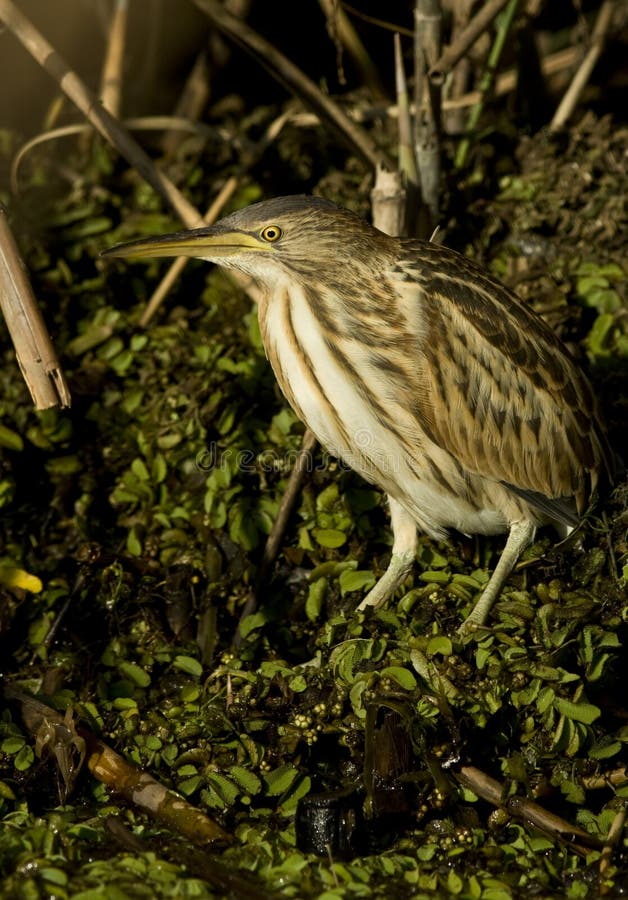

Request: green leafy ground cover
left=0, top=106, right=626, bottom=899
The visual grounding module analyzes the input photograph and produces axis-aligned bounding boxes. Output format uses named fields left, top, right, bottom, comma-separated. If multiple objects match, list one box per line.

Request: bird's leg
left=357, top=496, right=417, bottom=611
left=459, top=519, right=536, bottom=634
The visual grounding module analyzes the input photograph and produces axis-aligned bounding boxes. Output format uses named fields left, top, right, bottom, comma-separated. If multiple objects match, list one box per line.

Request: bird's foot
left=357, top=549, right=415, bottom=611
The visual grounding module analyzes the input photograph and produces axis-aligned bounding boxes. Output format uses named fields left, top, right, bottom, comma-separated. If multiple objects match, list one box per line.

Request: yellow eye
left=260, top=225, right=282, bottom=243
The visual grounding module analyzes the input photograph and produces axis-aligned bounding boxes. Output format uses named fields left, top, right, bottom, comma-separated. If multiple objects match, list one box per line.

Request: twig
left=140, top=110, right=292, bottom=326
left=394, top=33, right=418, bottom=189
left=234, top=429, right=318, bottom=644
left=11, top=117, right=218, bottom=194
left=455, top=764, right=603, bottom=856
left=0, top=204, right=70, bottom=409
left=341, top=4, right=413, bottom=38
left=139, top=177, right=239, bottom=327
left=345, top=46, right=579, bottom=122
left=443, top=0, right=474, bottom=134
left=161, top=48, right=211, bottom=157
left=99, top=0, right=128, bottom=115
left=260, top=430, right=318, bottom=581
left=581, top=767, right=628, bottom=790
left=191, top=0, right=392, bottom=171
left=454, top=0, right=521, bottom=170
left=5, top=686, right=231, bottom=846
left=428, top=0, right=511, bottom=83
left=599, top=804, right=627, bottom=892
left=318, top=0, right=387, bottom=99
left=0, top=0, right=202, bottom=229
left=549, top=0, right=616, bottom=132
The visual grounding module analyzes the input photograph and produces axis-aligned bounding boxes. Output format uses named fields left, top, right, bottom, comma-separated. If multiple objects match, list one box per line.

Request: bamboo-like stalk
left=394, top=32, right=418, bottom=189
left=414, top=0, right=442, bottom=229
left=369, top=36, right=414, bottom=240
left=0, top=205, right=70, bottom=409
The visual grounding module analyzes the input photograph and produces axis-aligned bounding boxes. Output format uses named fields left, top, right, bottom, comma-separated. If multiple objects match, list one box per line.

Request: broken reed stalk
left=414, top=0, right=442, bottom=230
left=5, top=686, right=231, bottom=845
left=0, top=205, right=70, bottom=409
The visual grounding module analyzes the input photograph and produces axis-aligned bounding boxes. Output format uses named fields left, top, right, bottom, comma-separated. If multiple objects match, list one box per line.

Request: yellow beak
left=102, top=228, right=266, bottom=261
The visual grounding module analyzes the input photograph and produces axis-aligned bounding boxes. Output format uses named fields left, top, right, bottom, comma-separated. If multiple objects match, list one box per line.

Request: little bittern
left=104, top=196, right=614, bottom=628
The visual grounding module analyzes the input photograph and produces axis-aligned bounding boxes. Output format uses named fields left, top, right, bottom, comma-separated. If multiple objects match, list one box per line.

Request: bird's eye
left=260, top=225, right=282, bottom=243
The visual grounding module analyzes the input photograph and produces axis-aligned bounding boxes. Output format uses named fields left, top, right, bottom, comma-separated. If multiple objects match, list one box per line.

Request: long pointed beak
left=102, top=227, right=265, bottom=261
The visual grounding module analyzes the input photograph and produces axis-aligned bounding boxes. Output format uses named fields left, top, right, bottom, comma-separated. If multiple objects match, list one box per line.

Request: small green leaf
left=230, top=766, right=262, bottom=796
left=264, top=765, right=301, bottom=796
left=288, top=674, right=307, bottom=692
left=0, top=424, right=23, bottom=451
left=446, top=870, right=464, bottom=895
left=306, top=577, right=327, bottom=621
left=0, top=566, right=42, bottom=593
left=118, top=661, right=150, bottom=688
left=172, top=655, right=203, bottom=677
left=14, top=745, right=35, bottom=771
left=553, top=697, right=601, bottom=724
left=178, top=775, right=203, bottom=797
left=589, top=739, right=621, bottom=760
left=338, top=568, right=376, bottom=595
left=131, top=458, right=150, bottom=481
left=0, top=780, right=16, bottom=800
left=1, top=737, right=25, bottom=755
left=426, top=635, right=453, bottom=657
left=39, top=868, right=68, bottom=887
left=312, top=528, right=347, bottom=549
left=418, top=570, right=451, bottom=584
left=126, top=527, right=142, bottom=557
left=238, top=611, right=268, bottom=638
left=152, top=454, right=168, bottom=483
left=380, top=666, right=417, bottom=691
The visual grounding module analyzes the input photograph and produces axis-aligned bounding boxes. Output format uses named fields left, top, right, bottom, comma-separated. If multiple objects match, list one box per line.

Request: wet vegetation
left=0, top=2, right=627, bottom=897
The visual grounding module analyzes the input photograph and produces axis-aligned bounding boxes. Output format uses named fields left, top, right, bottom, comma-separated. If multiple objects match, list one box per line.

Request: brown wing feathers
left=396, top=242, right=612, bottom=521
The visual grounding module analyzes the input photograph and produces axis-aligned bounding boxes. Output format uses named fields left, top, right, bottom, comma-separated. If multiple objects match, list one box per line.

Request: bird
left=103, top=195, right=614, bottom=630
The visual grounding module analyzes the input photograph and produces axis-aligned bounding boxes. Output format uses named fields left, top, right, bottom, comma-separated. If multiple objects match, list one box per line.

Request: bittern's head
left=103, top=195, right=395, bottom=286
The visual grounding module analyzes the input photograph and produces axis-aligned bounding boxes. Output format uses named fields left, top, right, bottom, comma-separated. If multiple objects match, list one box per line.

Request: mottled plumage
left=104, top=196, right=613, bottom=628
